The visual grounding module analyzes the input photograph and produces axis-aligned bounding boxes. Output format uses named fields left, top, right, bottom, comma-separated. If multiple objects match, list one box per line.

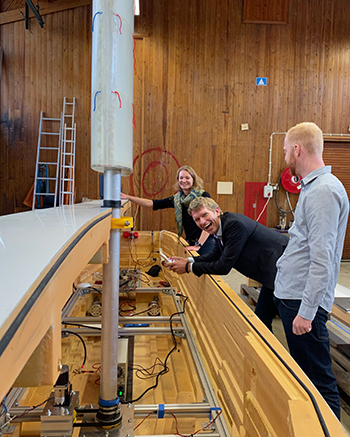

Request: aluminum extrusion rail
left=63, top=327, right=185, bottom=336
left=172, top=292, right=231, bottom=437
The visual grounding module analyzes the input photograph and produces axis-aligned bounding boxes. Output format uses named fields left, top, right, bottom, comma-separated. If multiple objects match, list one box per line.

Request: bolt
left=47, top=409, right=52, bottom=416
left=128, top=403, right=132, bottom=408
left=128, top=418, right=132, bottom=423
left=125, top=221, right=130, bottom=226
left=15, top=402, right=19, bottom=407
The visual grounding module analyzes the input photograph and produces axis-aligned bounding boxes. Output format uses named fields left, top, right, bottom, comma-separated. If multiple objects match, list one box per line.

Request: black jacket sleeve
left=192, top=215, right=250, bottom=277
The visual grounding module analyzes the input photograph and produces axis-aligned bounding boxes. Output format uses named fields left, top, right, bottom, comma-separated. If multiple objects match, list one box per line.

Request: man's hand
left=164, top=256, right=189, bottom=274
left=292, top=314, right=312, bottom=335
left=184, top=245, right=199, bottom=253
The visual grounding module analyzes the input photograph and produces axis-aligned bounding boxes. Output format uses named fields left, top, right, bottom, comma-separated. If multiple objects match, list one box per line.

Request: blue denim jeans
left=255, top=286, right=278, bottom=331
left=274, top=298, right=340, bottom=419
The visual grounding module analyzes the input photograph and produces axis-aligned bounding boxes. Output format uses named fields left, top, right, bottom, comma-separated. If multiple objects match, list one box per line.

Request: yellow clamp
left=111, top=217, right=133, bottom=229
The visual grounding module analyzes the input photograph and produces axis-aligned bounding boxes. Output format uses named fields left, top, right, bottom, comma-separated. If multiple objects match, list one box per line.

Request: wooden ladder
left=32, top=111, right=63, bottom=209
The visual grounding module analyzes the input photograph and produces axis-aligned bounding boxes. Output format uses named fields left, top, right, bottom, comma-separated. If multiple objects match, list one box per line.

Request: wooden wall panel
left=127, top=0, right=350, bottom=235
left=243, top=0, right=290, bottom=24
left=1, top=0, right=350, bottom=249
left=0, top=5, right=97, bottom=215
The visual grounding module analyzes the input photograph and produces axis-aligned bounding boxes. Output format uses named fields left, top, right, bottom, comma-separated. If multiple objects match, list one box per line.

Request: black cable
left=129, top=237, right=154, bottom=268
left=120, top=279, right=133, bottom=288
left=209, top=275, right=331, bottom=437
left=131, top=357, right=169, bottom=380
left=88, top=286, right=102, bottom=294
left=274, top=173, right=296, bottom=214
left=119, top=302, right=137, bottom=311
left=15, top=396, right=54, bottom=420
left=61, top=322, right=101, bottom=331
left=62, top=330, right=87, bottom=367
left=124, top=294, right=188, bottom=404
left=123, top=307, right=152, bottom=317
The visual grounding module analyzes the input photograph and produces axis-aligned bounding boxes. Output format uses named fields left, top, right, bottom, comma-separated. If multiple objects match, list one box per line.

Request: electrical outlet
left=263, top=185, right=273, bottom=198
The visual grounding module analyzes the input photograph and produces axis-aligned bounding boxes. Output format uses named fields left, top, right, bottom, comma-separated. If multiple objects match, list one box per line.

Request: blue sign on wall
left=256, top=77, right=267, bottom=86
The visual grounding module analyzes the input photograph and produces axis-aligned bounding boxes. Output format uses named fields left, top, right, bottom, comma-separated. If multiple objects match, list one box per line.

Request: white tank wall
left=91, top=0, right=134, bottom=175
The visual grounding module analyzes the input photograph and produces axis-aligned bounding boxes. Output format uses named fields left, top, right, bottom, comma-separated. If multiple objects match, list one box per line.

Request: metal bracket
left=174, top=330, right=186, bottom=339
left=111, top=217, right=133, bottom=229
left=24, top=0, right=44, bottom=29
left=1, top=424, right=16, bottom=434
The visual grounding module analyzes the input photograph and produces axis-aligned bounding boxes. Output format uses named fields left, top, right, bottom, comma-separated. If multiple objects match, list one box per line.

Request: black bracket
left=25, top=0, right=44, bottom=29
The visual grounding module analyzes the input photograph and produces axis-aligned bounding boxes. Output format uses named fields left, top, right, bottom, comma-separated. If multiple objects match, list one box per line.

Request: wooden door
left=323, top=141, right=350, bottom=259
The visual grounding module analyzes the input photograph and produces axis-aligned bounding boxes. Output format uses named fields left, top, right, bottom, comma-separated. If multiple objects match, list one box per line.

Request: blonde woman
left=121, top=165, right=215, bottom=255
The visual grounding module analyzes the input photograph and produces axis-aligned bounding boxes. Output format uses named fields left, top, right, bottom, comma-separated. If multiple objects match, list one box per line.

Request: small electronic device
left=117, top=338, right=129, bottom=402
left=159, top=248, right=174, bottom=264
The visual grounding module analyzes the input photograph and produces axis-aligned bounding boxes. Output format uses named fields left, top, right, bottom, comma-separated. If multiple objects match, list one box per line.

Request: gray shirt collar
left=300, top=165, right=331, bottom=188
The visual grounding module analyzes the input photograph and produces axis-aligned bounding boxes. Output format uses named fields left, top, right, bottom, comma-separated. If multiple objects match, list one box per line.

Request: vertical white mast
left=91, top=0, right=134, bottom=427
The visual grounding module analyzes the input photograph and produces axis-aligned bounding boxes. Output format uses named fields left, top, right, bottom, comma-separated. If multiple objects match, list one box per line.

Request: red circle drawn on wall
left=130, top=148, right=180, bottom=197
left=142, top=161, right=169, bottom=197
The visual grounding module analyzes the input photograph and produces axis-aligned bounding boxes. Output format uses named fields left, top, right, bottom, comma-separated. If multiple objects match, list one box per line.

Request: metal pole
left=97, top=167, right=122, bottom=427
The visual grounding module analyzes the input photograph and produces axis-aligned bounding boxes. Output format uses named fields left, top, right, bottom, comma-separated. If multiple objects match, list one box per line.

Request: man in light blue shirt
left=274, top=122, right=349, bottom=419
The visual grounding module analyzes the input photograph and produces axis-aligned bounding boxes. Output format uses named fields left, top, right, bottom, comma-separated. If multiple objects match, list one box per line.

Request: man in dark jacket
left=167, top=197, right=289, bottom=330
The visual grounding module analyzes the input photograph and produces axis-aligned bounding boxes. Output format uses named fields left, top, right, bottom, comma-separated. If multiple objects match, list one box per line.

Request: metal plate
left=1, top=425, right=16, bottom=434
left=334, top=296, right=350, bottom=312
left=78, top=404, right=134, bottom=437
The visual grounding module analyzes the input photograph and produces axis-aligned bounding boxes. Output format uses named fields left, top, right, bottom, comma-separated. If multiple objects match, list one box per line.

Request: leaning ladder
left=59, top=97, right=76, bottom=205
left=32, top=111, right=63, bottom=210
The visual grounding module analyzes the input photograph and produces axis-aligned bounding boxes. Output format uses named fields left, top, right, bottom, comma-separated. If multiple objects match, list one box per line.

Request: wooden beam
left=158, top=231, right=347, bottom=437
left=0, top=0, right=91, bottom=26
left=0, top=204, right=112, bottom=402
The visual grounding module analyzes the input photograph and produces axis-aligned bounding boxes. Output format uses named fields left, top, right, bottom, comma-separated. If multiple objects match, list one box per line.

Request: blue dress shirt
left=274, top=166, right=349, bottom=320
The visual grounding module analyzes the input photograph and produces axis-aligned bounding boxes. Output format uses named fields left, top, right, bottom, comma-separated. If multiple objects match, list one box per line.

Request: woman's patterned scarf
left=173, top=188, right=204, bottom=236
